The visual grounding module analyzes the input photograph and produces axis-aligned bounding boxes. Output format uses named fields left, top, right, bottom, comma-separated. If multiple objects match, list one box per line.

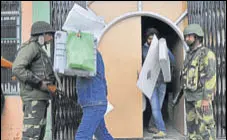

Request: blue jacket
left=142, top=42, right=175, bottom=85
left=76, top=50, right=108, bottom=107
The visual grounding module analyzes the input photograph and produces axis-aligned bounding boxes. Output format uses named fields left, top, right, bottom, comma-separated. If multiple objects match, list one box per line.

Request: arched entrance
left=97, top=11, right=187, bottom=138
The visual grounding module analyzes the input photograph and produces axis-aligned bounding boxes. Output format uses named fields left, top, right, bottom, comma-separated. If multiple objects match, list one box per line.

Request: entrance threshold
left=113, top=123, right=185, bottom=140
left=143, top=123, right=185, bottom=140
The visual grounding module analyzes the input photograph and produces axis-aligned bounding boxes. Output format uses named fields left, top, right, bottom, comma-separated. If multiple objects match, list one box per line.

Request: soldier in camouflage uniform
left=12, top=21, right=55, bottom=140
left=182, top=24, right=216, bottom=140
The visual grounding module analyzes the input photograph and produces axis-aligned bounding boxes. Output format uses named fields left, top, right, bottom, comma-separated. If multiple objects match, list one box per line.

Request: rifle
left=47, top=72, right=78, bottom=105
left=172, top=89, right=184, bottom=106
left=172, top=70, right=184, bottom=106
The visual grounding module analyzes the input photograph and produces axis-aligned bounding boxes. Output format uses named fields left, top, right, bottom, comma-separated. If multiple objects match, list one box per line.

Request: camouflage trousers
left=186, top=100, right=216, bottom=140
left=22, top=100, right=49, bottom=140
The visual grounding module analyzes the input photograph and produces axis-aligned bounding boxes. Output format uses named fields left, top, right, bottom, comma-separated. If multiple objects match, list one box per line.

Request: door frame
left=98, top=11, right=186, bottom=48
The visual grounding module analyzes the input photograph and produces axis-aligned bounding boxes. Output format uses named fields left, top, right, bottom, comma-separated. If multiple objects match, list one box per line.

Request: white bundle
left=137, top=35, right=160, bottom=99
left=53, top=31, right=67, bottom=74
left=62, top=3, right=106, bottom=39
left=159, top=38, right=171, bottom=82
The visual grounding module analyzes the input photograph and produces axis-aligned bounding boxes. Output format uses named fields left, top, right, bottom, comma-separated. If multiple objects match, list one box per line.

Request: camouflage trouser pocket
left=22, top=100, right=49, bottom=139
left=186, top=100, right=216, bottom=140
left=195, top=100, right=215, bottom=123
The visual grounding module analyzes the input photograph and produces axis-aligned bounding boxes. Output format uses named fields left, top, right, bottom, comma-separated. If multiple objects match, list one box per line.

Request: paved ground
left=114, top=123, right=185, bottom=140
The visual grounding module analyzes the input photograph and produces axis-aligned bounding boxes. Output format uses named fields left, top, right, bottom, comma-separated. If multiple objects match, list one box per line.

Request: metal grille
left=1, top=1, right=21, bottom=96
left=52, top=76, right=82, bottom=140
left=188, top=1, right=226, bottom=138
left=50, top=1, right=86, bottom=140
left=1, top=1, right=20, bottom=11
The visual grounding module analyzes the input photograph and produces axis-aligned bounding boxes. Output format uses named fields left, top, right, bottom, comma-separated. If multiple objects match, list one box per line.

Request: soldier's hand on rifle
left=40, top=81, right=52, bottom=92
left=47, top=85, right=57, bottom=96
left=201, top=99, right=209, bottom=114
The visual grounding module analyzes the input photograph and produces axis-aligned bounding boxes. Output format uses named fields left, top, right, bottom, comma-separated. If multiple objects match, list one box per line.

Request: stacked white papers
left=62, top=3, right=106, bottom=39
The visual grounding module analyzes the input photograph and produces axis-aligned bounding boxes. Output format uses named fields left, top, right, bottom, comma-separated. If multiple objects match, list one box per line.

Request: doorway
left=141, top=16, right=185, bottom=138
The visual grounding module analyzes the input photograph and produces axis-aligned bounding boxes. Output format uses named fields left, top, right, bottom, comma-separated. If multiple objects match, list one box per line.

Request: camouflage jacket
left=182, top=45, right=216, bottom=101
left=12, top=38, right=55, bottom=101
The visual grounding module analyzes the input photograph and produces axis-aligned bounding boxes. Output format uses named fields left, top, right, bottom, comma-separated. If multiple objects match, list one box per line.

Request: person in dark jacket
left=75, top=42, right=113, bottom=139
left=12, top=21, right=55, bottom=140
left=142, top=28, right=175, bottom=138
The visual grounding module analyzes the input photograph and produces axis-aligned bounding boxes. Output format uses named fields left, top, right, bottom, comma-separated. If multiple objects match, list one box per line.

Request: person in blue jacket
left=143, top=28, right=175, bottom=138
left=75, top=40, right=113, bottom=140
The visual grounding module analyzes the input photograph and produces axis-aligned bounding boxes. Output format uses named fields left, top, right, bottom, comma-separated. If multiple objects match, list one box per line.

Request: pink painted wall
left=1, top=97, right=23, bottom=140
left=21, top=1, right=32, bottom=42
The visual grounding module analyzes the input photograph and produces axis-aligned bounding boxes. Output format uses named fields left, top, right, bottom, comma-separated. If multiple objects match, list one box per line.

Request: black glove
left=40, top=81, right=52, bottom=92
